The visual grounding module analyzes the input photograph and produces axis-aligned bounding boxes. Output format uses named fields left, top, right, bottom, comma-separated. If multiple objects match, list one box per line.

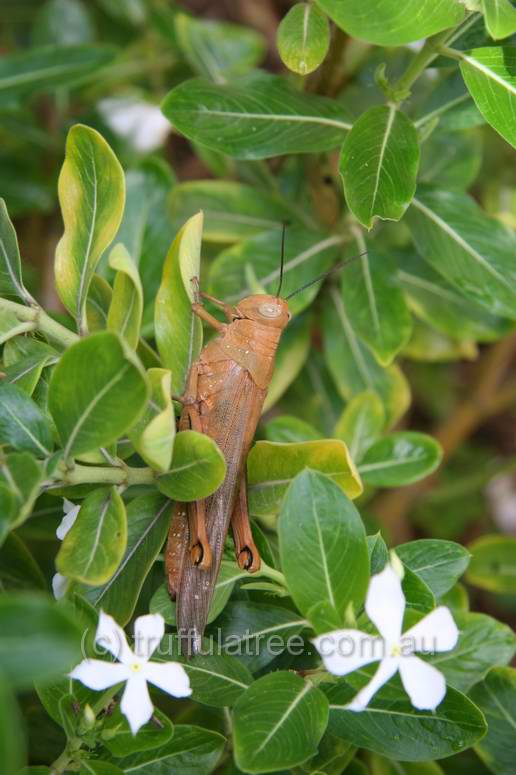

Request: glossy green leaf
left=86, top=274, right=112, bottom=332
left=279, top=469, right=368, bottom=619
left=398, top=252, right=511, bottom=343
left=248, top=440, right=362, bottom=518
left=155, top=211, right=203, bottom=395
left=57, top=486, right=127, bottom=585
left=107, top=243, right=143, bottom=349
left=81, top=493, right=170, bottom=625
left=55, top=124, right=125, bottom=331
left=340, top=106, right=419, bottom=229
left=0, top=45, right=113, bottom=99
left=209, top=600, right=307, bottom=673
left=429, top=611, right=515, bottom=691
left=210, top=226, right=344, bottom=317
left=315, top=0, right=464, bottom=45
left=466, top=534, right=516, bottom=593
left=0, top=594, right=82, bottom=689
left=129, top=369, right=175, bottom=473
left=277, top=3, right=330, bottom=75
left=263, top=312, right=311, bottom=412
left=157, top=430, right=226, bottom=501
left=0, top=452, right=42, bottom=532
left=301, top=733, right=355, bottom=775
left=396, top=539, right=471, bottom=597
left=326, top=679, right=486, bottom=760
left=0, top=383, right=53, bottom=457
left=401, top=567, right=435, bottom=614
left=101, top=706, right=173, bottom=757
left=359, top=432, right=442, bottom=487
left=104, top=725, right=226, bottom=775
left=175, top=12, right=265, bottom=81
left=0, top=198, right=33, bottom=303
left=460, top=47, right=516, bottom=147
left=169, top=181, right=291, bottom=244
left=470, top=666, right=516, bottom=775
left=2, top=345, right=56, bottom=396
left=233, top=671, right=328, bottom=773
left=323, top=289, right=410, bottom=427
left=334, top=390, right=384, bottom=463
left=48, top=331, right=149, bottom=459
left=0, top=675, right=25, bottom=774
left=340, top=242, right=413, bottom=365
left=482, top=0, right=516, bottom=38
left=161, top=72, right=350, bottom=159
left=407, top=187, right=516, bottom=319
left=265, top=415, right=322, bottom=444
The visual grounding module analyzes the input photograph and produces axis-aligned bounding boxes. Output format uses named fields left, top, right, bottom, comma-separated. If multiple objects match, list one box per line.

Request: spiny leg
left=231, top=476, right=261, bottom=572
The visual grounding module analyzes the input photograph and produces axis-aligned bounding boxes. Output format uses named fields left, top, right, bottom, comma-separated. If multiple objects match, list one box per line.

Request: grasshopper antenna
left=285, top=250, right=368, bottom=300
left=275, top=221, right=289, bottom=298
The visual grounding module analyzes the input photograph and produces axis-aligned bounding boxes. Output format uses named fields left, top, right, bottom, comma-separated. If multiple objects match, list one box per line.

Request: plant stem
left=59, top=462, right=155, bottom=487
left=255, top=561, right=287, bottom=588
left=0, top=296, right=79, bottom=348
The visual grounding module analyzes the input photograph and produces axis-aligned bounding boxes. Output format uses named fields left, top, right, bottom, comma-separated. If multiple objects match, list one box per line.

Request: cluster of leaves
left=0, top=1, right=515, bottom=774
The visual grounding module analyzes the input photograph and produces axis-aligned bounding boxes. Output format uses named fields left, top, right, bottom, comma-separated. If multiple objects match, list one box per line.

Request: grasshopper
left=165, top=230, right=362, bottom=655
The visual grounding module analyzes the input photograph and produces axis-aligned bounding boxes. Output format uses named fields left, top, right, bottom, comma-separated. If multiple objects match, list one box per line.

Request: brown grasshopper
left=165, top=232, right=363, bottom=655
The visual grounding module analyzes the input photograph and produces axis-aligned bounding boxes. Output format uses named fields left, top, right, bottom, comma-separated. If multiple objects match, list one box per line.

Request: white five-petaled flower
left=313, top=564, right=459, bottom=711
left=69, top=611, right=192, bottom=734
left=98, top=97, right=171, bottom=152
left=52, top=499, right=80, bottom=599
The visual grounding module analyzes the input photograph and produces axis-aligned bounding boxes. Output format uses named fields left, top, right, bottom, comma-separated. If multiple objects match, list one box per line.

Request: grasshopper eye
left=258, top=302, right=281, bottom=318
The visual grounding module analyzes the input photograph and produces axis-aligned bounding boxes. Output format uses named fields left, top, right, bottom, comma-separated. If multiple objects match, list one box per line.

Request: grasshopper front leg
left=231, top=476, right=261, bottom=573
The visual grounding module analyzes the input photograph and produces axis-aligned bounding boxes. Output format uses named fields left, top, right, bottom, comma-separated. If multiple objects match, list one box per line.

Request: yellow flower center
left=390, top=643, right=401, bottom=657
left=130, top=662, right=142, bottom=673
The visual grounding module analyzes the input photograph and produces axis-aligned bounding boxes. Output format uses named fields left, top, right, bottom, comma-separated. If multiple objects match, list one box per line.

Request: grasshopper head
left=234, top=294, right=291, bottom=329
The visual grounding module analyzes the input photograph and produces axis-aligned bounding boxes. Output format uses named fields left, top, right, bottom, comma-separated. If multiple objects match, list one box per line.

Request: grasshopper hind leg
left=231, top=478, right=261, bottom=573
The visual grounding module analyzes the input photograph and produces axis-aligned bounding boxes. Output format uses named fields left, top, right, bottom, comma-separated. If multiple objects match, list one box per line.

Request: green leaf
left=429, top=611, right=515, bottom=692
left=315, top=0, right=464, bottom=45
left=210, top=226, right=344, bottom=318
left=101, top=706, right=173, bottom=757
left=0, top=533, right=46, bottom=590
left=155, top=211, right=203, bottom=395
left=175, top=12, right=266, bottom=81
left=233, top=672, right=328, bottom=773
left=419, top=129, right=482, bottom=190
left=0, top=198, right=33, bottom=303
left=169, top=181, right=291, bottom=244
left=157, top=430, right=226, bottom=501
left=209, top=600, right=307, bottom=673
left=279, top=469, right=368, bottom=620
left=57, top=486, right=127, bottom=585
left=277, top=3, right=330, bottom=75
left=0, top=383, right=53, bottom=457
left=0, top=593, right=82, bottom=689
left=248, top=440, right=362, bottom=519
left=265, top=415, right=322, bottom=443
left=470, top=666, right=516, bottom=775
left=48, top=331, right=149, bottom=459
left=482, top=0, right=516, bottom=39
left=397, top=252, right=511, bottom=343
left=0, top=452, right=42, bottom=532
left=396, top=539, right=471, bottom=597
left=368, top=755, right=444, bottom=775
left=323, top=289, right=410, bottom=428
left=55, top=124, right=125, bottom=331
left=403, top=318, right=478, bottom=363
left=107, top=243, right=143, bottom=349
left=326, top=679, right=486, bottom=760
left=402, top=567, right=435, bottom=614
left=2, top=346, right=56, bottom=396
left=407, top=187, right=516, bottom=319
left=0, top=675, right=25, bottom=774
left=358, top=432, right=442, bottom=487
left=301, top=733, right=355, bottom=775
left=0, top=308, right=36, bottom=344
left=460, top=47, right=516, bottom=148
left=340, top=242, right=413, bottom=365
left=104, top=724, right=226, bottom=775
left=466, top=534, right=516, bottom=593
left=334, top=390, right=385, bottom=463
left=86, top=274, right=112, bottom=332
left=0, top=45, right=113, bottom=99
left=340, top=106, right=419, bottom=229
left=263, top=313, right=311, bottom=411
left=161, top=72, right=350, bottom=159
left=129, top=369, right=175, bottom=473
left=81, top=493, right=170, bottom=625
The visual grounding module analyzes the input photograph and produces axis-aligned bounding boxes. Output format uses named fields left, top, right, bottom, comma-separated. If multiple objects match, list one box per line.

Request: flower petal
left=346, top=657, right=399, bottom=711
left=133, top=614, right=165, bottom=660
left=120, top=674, right=154, bottom=735
left=402, top=607, right=459, bottom=654
left=312, top=629, right=385, bottom=676
left=52, top=573, right=68, bottom=600
left=399, top=655, right=446, bottom=710
left=69, top=659, right=130, bottom=690
left=365, top=565, right=405, bottom=644
left=144, top=661, right=192, bottom=698
left=96, top=610, right=133, bottom=664
left=56, top=502, right=80, bottom=540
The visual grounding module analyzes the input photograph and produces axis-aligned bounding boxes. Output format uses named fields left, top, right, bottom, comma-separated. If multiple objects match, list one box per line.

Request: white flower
left=52, top=499, right=80, bottom=599
left=70, top=611, right=191, bottom=734
left=98, top=97, right=171, bottom=152
left=313, top=564, right=459, bottom=711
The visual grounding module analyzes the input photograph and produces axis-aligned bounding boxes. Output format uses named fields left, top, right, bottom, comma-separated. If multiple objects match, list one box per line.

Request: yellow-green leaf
left=107, top=243, right=143, bottom=349
left=277, top=3, right=330, bottom=76
left=129, top=369, right=175, bottom=473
